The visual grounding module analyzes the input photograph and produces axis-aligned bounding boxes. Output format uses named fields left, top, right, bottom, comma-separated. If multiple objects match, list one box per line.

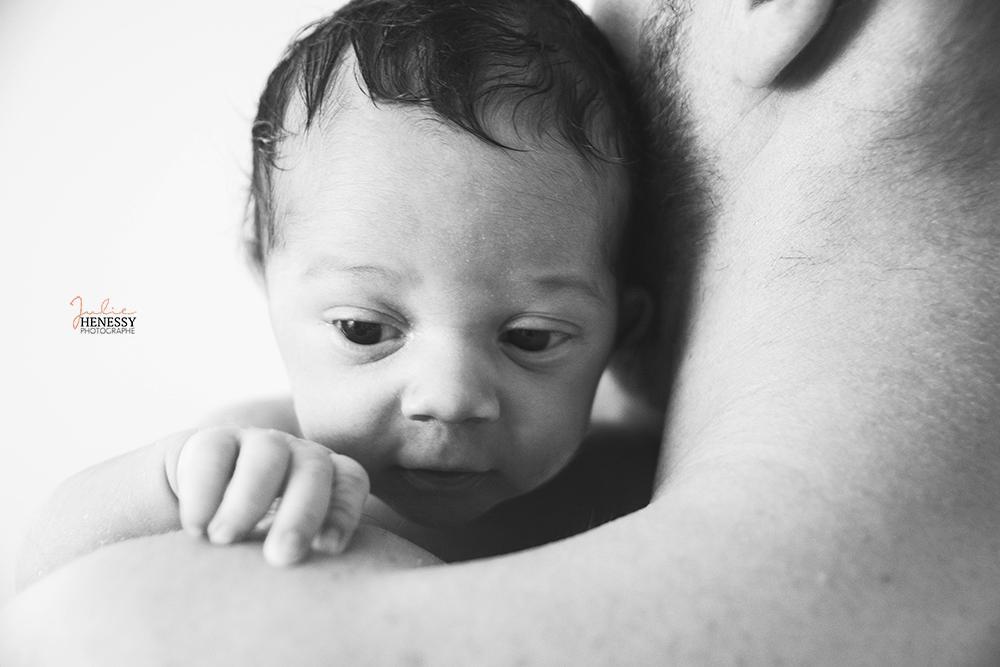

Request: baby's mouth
left=395, top=467, right=492, bottom=493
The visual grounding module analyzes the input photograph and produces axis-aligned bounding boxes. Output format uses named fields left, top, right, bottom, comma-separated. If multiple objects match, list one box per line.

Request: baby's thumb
left=315, top=453, right=370, bottom=554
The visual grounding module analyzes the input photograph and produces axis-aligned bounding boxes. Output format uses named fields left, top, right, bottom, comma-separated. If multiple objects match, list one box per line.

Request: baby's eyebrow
left=531, top=274, right=610, bottom=304
left=301, top=258, right=402, bottom=282
left=299, top=258, right=609, bottom=303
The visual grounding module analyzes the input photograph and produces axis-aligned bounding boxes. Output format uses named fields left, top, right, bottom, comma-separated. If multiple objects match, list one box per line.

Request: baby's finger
left=175, top=428, right=240, bottom=537
left=207, top=429, right=291, bottom=545
left=263, top=441, right=334, bottom=566
left=316, top=453, right=370, bottom=554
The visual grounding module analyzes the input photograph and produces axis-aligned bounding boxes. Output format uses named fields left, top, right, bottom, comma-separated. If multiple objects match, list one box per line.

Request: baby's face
left=265, top=96, right=627, bottom=527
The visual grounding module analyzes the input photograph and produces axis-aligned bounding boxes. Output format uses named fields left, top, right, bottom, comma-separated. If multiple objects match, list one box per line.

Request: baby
left=20, top=0, right=655, bottom=582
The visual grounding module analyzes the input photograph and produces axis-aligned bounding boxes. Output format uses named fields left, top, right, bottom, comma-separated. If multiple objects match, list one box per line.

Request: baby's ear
left=616, top=287, right=653, bottom=349
left=242, top=199, right=269, bottom=290
left=608, top=286, right=665, bottom=414
left=732, top=0, right=837, bottom=87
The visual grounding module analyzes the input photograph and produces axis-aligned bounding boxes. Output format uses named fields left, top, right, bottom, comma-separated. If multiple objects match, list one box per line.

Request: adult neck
left=693, top=0, right=1000, bottom=255
left=661, top=0, right=1000, bottom=471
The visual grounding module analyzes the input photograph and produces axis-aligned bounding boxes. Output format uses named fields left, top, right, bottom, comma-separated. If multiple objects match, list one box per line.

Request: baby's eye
left=500, top=328, right=569, bottom=352
left=334, top=320, right=402, bottom=346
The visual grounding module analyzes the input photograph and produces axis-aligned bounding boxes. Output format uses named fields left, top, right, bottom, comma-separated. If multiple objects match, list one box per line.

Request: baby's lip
left=395, top=466, right=493, bottom=493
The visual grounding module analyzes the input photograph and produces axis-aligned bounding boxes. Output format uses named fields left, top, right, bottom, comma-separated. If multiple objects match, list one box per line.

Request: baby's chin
left=366, top=466, right=517, bottom=527
left=380, top=493, right=498, bottom=529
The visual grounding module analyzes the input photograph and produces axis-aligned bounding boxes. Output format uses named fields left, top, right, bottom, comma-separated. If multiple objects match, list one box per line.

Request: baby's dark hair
left=247, top=0, right=641, bottom=269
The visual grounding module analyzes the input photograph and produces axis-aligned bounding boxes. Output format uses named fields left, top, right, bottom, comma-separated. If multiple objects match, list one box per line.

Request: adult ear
left=733, top=0, right=837, bottom=87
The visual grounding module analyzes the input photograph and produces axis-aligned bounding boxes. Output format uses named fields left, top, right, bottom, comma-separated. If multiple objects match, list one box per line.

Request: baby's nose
left=400, top=341, right=500, bottom=424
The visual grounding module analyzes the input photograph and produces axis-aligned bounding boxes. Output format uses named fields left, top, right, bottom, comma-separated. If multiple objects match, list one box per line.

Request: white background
left=0, top=0, right=598, bottom=604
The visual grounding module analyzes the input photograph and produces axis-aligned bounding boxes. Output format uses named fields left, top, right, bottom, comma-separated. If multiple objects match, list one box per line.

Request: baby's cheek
left=291, top=384, right=397, bottom=458
left=507, top=390, right=593, bottom=491
left=509, top=428, right=583, bottom=494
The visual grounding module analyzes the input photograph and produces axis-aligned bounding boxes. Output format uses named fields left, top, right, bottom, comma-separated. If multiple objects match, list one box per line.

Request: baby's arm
left=17, top=427, right=369, bottom=589
left=16, top=430, right=191, bottom=589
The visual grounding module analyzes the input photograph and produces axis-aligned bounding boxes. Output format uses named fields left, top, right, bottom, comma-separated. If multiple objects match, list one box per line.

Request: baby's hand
left=163, top=427, right=369, bottom=566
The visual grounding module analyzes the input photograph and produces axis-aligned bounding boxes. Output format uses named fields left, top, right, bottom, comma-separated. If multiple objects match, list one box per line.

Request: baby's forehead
left=273, top=86, right=630, bottom=243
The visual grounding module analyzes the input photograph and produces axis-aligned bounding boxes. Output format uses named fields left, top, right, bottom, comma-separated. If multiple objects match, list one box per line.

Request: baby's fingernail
left=266, top=531, right=304, bottom=566
left=208, top=522, right=236, bottom=545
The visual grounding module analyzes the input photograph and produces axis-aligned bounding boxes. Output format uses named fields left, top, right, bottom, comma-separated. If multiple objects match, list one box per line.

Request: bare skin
left=4, top=0, right=1000, bottom=664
